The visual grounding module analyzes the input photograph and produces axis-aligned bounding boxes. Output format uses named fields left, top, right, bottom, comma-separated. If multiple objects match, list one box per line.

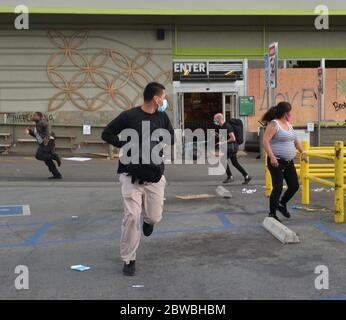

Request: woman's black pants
left=267, top=158, right=300, bottom=214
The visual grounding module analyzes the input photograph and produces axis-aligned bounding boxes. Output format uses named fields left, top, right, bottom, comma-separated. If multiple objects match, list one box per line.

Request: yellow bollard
left=265, top=153, right=272, bottom=198
left=334, top=141, right=344, bottom=223
left=301, top=140, right=310, bottom=205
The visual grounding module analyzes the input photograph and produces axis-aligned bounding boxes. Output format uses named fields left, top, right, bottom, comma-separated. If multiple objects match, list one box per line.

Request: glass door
left=178, top=92, right=185, bottom=134
left=222, top=93, right=238, bottom=121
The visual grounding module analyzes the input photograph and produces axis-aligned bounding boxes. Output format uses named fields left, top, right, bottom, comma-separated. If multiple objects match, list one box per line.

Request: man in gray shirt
left=27, top=112, right=62, bottom=179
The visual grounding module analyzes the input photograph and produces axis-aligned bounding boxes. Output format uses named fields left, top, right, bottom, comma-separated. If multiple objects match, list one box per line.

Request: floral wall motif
left=47, top=30, right=172, bottom=112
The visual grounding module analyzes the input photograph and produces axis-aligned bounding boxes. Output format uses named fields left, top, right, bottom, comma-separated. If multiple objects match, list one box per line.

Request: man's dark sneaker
left=268, top=213, right=282, bottom=223
left=242, top=175, right=252, bottom=185
left=222, top=176, right=234, bottom=184
left=123, top=261, right=136, bottom=276
left=48, top=174, right=62, bottom=180
left=278, top=202, right=291, bottom=218
left=143, top=221, right=154, bottom=237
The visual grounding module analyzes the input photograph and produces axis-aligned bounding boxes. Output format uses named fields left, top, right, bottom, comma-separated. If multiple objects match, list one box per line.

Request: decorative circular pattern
left=47, top=30, right=172, bottom=112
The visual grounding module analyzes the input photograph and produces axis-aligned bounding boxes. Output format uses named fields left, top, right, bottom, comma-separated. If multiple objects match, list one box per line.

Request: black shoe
left=242, top=175, right=252, bottom=185
left=222, top=176, right=234, bottom=184
left=143, top=221, right=154, bottom=237
left=48, top=174, right=62, bottom=180
left=123, top=261, right=136, bottom=276
left=278, top=203, right=291, bottom=218
left=268, top=213, right=282, bottom=223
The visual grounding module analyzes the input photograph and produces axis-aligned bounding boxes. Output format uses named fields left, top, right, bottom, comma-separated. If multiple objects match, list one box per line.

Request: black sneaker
left=278, top=203, right=291, bottom=218
left=268, top=213, right=282, bottom=223
left=242, top=175, right=252, bottom=185
left=222, top=176, right=234, bottom=184
left=123, top=261, right=136, bottom=276
left=48, top=174, right=62, bottom=180
left=143, top=221, right=154, bottom=237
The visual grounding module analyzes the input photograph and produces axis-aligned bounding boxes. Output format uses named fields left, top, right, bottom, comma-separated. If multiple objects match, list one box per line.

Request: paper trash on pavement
left=176, top=194, right=216, bottom=200
left=63, top=157, right=92, bottom=162
left=242, top=188, right=257, bottom=194
left=70, top=265, right=90, bottom=272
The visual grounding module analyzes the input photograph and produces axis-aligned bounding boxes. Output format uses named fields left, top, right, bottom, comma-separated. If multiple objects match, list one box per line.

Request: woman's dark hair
left=261, top=101, right=292, bottom=124
left=143, top=82, right=165, bottom=102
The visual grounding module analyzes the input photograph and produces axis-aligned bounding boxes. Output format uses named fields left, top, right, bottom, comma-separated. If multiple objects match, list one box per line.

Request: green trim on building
left=173, top=48, right=346, bottom=59
left=173, top=48, right=265, bottom=59
left=1, top=6, right=346, bottom=16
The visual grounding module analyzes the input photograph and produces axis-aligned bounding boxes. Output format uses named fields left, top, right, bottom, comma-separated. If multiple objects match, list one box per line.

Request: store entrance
left=183, top=92, right=222, bottom=132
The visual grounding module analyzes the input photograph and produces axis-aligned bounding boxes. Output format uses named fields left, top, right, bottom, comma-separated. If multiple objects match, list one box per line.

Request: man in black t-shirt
left=213, top=113, right=251, bottom=185
left=102, top=82, right=174, bottom=276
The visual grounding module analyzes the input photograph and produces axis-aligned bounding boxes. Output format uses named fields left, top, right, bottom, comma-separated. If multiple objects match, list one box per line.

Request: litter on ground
left=70, top=265, right=90, bottom=272
left=63, top=157, right=92, bottom=162
left=242, top=188, right=257, bottom=194
left=176, top=194, right=216, bottom=200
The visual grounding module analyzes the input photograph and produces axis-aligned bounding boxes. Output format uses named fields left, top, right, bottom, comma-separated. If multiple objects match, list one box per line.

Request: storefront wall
left=1, top=14, right=346, bottom=153
left=0, top=27, right=173, bottom=125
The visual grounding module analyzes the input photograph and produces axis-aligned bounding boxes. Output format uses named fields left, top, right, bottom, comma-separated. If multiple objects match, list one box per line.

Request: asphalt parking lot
left=0, top=156, right=345, bottom=299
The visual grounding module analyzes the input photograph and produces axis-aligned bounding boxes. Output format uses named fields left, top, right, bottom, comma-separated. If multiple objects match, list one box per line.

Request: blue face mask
left=214, top=120, right=219, bottom=126
left=158, top=99, right=168, bottom=112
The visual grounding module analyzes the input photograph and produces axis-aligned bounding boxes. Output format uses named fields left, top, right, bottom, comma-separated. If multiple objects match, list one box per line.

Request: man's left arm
left=164, top=113, right=175, bottom=145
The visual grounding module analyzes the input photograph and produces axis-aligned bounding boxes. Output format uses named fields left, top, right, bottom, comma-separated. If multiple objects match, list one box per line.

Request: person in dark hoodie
left=27, top=112, right=62, bottom=179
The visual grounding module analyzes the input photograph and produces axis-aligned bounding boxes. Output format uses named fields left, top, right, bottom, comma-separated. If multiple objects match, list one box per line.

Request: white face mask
left=158, top=99, right=168, bottom=112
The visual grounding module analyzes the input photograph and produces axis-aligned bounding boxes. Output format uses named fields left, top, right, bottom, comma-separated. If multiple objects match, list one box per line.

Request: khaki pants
left=119, top=173, right=166, bottom=263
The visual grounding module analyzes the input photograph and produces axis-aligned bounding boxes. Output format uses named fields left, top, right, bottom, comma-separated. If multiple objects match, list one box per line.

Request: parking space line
left=312, top=221, right=346, bottom=244
left=24, top=222, right=55, bottom=245
left=216, top=212, right=234, bottom=228
left=0, top=212, right=346, bottom=249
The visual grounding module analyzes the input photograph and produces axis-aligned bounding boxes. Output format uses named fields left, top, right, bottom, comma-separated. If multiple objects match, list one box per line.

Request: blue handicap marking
left=0, top=205, right=31, bottom=217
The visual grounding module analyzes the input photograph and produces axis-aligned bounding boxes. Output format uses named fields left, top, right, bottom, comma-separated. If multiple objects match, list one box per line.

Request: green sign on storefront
left=239, top=96, right=255, bottom=116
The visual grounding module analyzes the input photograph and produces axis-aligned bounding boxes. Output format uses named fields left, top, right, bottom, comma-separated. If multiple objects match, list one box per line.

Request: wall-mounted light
left=225, top=70, right=234, bottom=76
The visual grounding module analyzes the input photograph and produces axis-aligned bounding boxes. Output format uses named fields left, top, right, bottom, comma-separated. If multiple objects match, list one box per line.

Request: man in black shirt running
left=102, top=82, right=174, bottom=276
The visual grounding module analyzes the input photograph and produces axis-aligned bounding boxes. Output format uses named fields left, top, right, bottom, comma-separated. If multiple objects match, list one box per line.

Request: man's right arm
left=27, top=128, right=35, bottom=138
left=101, top=113, right=127, bottom=148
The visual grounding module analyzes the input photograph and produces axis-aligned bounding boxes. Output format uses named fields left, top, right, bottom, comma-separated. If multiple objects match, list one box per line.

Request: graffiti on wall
left=259, top=88, right=317, bottom=111
left=333, top=101, right=346, bottom=112
left=47, top=30, right=171, bottom=112
left=332, top=78, right=346, bottom=113
left=5, top=112, right=55, bottom=123
left=247, top=69, right=320, bottom=132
